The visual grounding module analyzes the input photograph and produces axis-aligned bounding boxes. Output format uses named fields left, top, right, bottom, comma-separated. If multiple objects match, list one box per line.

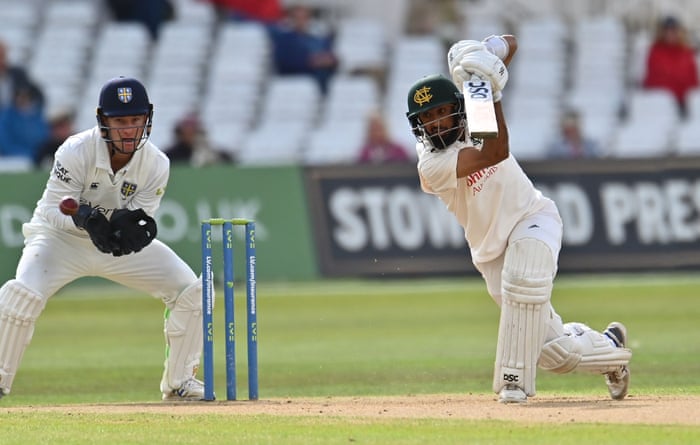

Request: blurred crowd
left=1, top=0, right=698, bottom=170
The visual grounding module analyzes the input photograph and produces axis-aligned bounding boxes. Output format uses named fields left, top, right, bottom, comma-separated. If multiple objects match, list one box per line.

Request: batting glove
left=447, top=39, right=486, bottom=74
left=459, top=50, right=508, bottom=95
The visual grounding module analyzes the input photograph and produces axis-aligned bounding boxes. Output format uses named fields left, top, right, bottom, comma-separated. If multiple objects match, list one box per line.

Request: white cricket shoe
left=498, top=384, right=527, bottom=404
left=162, top=377, right=205, bottom=401
left=603, top=322, right=630, bottom=400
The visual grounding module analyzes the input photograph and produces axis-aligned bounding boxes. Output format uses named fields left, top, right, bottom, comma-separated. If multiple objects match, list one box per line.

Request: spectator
left=405, top=0, right=462, bottom=43
left=642, top=15, right=699, bottom=116
left=106, top=0, right=174, bottom=40
left=546, top=109, right=601, bottom=159
left=0, top=39, right=44, bottom=110
left=0, top=86, right=50, bottom=163
left=204, top=0, right=282, bottom=23
left=164, top=113, right=227, bottom=167
left=358, top=110, right=411, bottom=164
left=35, top=108, right=76, bottom=169
left=268, top=4, right=338, bottom=94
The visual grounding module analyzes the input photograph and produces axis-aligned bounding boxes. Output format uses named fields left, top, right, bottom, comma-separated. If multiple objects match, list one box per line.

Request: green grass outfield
left=2, top=273, right=699, bottom=444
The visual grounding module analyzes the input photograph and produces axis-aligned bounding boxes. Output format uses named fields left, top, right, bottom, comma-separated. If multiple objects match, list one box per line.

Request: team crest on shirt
left=117, top=87, right=133, bottom=103
left=121, top=181, right=137, bottom=198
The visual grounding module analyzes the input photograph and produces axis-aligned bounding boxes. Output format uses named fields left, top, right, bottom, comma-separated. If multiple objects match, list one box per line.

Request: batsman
left=0, top=77, right=205, bottom=401
left=406, top=35, right=632, bottom=403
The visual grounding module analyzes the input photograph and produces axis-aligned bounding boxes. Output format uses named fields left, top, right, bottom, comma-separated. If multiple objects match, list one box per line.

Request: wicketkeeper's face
left=104, top=115, right=148, bottom=153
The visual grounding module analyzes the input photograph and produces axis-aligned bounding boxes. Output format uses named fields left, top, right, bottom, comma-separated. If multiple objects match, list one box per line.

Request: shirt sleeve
left=417, top=148, right=459, bottom=194
left=36, top=139, right=89, bottom=231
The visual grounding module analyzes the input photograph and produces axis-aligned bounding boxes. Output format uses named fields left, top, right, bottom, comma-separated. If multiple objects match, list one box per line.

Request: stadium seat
left=0, top=0, right=39, bottom=64
left=334, top=17, right=387, bottom=74
left=259, top=75, right=322, bottom=126
left=623, top=89, right=681, bottom=130
left=609, top=121, right=673, bottom=158
left=29, top=25, right=94, bottom=116
left=303, top=121, right=368, bottom=165
left=237, top=121, right=309, bottom=165
left=684, top=88, right=700, bottom=120
left=44, top=0, right=100, bottom=27
left=322, top=75, right=380, bottom=124
left=507, top=118, right=556, bottom=160
left=672, top=120, right=700, bottom=156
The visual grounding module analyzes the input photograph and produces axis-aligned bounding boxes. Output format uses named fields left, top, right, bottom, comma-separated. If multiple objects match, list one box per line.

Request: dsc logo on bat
left=467, top=79, right=492, bottom=100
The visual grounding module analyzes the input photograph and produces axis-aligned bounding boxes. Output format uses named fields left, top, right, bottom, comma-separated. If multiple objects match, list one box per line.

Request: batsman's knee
left=503, top=238, right=555, bottom=304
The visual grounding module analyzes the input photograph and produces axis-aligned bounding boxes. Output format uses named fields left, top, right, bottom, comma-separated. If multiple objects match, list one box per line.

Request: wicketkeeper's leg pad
left=493, top=238, right=555, bottom=397
left=539, top=322, right=632, bottom=374
left=160, top=278, right=203, bottom=392
left=0, top=280, right=47, bottom=394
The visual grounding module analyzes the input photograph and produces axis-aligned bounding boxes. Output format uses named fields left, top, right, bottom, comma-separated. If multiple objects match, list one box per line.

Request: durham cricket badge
left=121, top=181, right=137, bottom=198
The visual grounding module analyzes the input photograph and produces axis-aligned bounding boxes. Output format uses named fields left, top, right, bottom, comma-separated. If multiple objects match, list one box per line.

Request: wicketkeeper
left=407, top=35, right=632, bottom=403
left=0, top=77, right=204, bottom=401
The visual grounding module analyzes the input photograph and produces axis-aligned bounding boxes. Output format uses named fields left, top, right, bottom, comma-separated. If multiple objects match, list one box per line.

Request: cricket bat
left=463, top=75, right=497, bottom=138
left=461, top=34, right=517, bottom=139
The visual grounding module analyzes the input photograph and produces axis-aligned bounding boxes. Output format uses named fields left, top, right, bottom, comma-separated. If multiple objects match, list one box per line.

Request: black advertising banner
left=524, top=157, right=700, bottom=271
left=305, top=158, right=700, bottom=277
left=305, top=164, right=470, bottom=276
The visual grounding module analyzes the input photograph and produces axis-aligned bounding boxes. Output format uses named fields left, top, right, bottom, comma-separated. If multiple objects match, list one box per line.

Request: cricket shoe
left=603, top=322, right=630, bottom=400
left=162, top=377, right=206, bottom=401
left=498, top=384, right=527, bottom=404
left=0, top=388, right=5, bottom=400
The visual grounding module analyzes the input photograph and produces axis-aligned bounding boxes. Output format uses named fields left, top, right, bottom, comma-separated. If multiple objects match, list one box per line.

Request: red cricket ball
left=59, top=196, right=79, bottom=216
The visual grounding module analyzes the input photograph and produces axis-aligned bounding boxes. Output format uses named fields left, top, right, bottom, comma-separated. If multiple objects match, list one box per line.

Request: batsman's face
left=418, top=104, right=457, bottom=137
left=104, top=115, right=147, bottom=153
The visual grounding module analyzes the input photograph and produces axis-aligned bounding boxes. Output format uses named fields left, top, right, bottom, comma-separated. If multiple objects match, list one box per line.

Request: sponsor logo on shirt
left=53, top=161, right=72, bottom=183
left=466, top=165, right=499, bottom=195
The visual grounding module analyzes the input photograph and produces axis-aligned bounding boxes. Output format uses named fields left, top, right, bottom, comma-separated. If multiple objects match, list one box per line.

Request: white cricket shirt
left=29, top=127, right=169, bottom=238
left=416, top=139, right=553, bottom=263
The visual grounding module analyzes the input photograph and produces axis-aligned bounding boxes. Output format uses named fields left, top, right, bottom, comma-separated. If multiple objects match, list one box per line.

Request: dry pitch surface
left=6, top=394, right=699, bottom=425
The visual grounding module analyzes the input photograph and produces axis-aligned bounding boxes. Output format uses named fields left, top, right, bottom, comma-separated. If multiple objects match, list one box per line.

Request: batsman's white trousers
left=473, top=201, right=567, bottom=346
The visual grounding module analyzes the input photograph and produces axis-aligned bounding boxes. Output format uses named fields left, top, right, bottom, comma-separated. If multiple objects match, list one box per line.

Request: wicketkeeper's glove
left=110, top=208, right=158, bottom=254
left=72, top=205, right=119, bottom=254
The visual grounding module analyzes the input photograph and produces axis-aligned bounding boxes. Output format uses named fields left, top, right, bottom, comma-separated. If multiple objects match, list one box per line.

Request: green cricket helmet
left=406, top=74, right=465, bottom=150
